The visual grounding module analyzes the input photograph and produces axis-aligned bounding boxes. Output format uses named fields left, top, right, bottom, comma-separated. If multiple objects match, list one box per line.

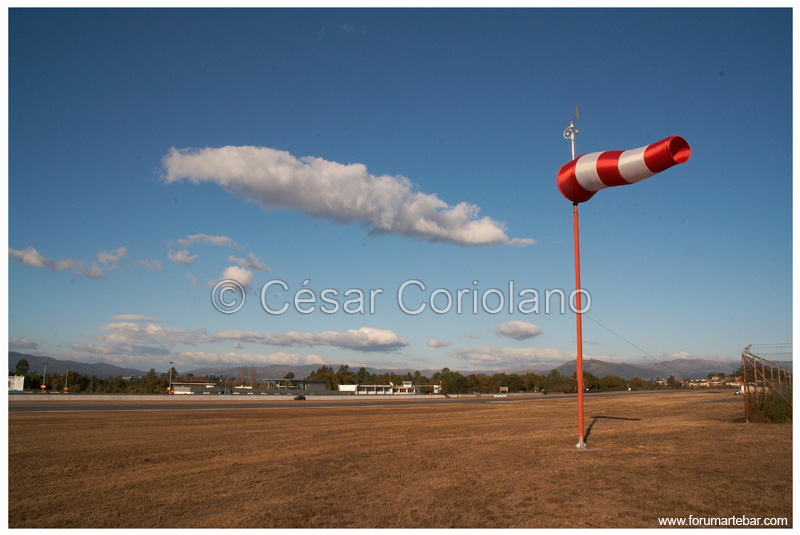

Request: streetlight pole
left=168, top=361, right=173, bottom=395
left=64, top=367, right=69, bottom=393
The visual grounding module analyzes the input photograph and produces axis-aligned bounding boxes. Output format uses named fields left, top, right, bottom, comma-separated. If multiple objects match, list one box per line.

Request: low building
left=8, top=375, right=24, bottom=392
left=172, top=382, right=221, bottom=394
left=338, top=381, right=420, bottom=395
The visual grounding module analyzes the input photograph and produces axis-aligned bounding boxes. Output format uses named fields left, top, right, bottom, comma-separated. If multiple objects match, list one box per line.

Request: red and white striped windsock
left=557, top=136, right=691, bottom=203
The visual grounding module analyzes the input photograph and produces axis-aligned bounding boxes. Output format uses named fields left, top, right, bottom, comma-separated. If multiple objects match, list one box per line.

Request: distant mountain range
left=556, top=358, right=740, bottom=381
left=9, top=352, right=149, bottom=379
left=9, top=352, right=740, bottom=381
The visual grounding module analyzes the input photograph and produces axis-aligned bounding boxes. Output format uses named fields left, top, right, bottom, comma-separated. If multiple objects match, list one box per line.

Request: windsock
left=557, top=136, right=691, bottom=203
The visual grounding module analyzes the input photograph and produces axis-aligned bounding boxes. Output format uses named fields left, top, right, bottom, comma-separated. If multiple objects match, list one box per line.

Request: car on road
left=293, top=394, right=306, bottom=401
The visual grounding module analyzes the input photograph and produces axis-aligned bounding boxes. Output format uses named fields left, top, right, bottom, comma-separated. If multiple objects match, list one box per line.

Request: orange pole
left=573, top=202, right=586, bottom=448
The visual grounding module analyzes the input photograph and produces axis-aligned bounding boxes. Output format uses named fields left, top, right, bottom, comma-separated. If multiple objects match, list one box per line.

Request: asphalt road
left=8, top=389, right=735, bottom=413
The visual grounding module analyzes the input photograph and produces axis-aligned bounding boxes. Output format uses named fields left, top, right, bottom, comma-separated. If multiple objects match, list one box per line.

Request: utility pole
left=564, top=107, right=586, bottom=449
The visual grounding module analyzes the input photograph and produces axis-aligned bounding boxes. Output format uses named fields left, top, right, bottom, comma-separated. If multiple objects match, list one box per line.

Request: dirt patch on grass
left=8, top=391, right=791, bottom=528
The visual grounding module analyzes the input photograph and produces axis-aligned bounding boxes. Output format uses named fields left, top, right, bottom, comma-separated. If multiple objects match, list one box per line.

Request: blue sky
left=7, top=8, right=793, bottom=374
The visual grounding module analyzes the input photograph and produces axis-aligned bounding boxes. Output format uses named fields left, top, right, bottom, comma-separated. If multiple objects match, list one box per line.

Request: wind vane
left=558, top=108, right=691, bottom=449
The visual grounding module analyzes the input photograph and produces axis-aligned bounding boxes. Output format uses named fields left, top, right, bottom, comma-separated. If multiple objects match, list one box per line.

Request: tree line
left=305, top=364, right=681, bottom=394
left=10, top=358, right=686, bottom=394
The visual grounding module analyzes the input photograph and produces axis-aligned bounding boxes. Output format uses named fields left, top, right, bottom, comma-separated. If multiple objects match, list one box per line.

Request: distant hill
left=9, top=352, right=148, bottom=379
left=556, top=358, right=740, bottom=380
left=10, top=352, right=741, bottom=382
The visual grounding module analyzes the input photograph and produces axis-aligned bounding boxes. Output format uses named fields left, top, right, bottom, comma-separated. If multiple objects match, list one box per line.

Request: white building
left=8, top=375, right=25, bottom=391
left=338, top=381, right=420, bottom=395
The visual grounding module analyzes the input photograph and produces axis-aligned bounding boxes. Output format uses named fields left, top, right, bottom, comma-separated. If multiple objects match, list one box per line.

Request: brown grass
left=8, top=391, right=792, bottom=528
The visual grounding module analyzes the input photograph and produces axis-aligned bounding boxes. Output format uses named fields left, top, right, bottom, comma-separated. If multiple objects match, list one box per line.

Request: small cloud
left=187, top=273, right=200, bottom=287
left=168, top=249, right=198, bottom=265
left=220, top=265, right=254, bottom=289
left=9, top=337, right=38, bottom=350
left=177, top=234, right=239, bottom=248
left=97, top=247, right=127, bottom=269
left=228, top=252, right=271, bottom=271
left=79, top=264, right=105, bottom=279
left=232, top=342, right=243, bottom=349
left=137, top=259, right=164, bottom=271
left=111, top=314, right=161, bottom=323
left=463, top=334, right=480, bottom=339
left=495, top=321, right=543, bottom=341
left=427, top=338, right=451, bottom=348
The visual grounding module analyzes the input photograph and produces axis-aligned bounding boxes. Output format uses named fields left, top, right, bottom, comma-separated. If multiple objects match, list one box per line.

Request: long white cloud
left=162, top=145, right=535, bottom=246
left=92, top=322, right=408, bottom=352
left=449, top=345, right=574, bottom=369
left=174, top=351, right=326, bottom=365
left=214, top=327, right=408, bottom=352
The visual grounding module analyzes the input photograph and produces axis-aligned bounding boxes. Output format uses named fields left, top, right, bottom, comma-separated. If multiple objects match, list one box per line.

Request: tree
left=667, top=375, right=677, bottom=389
left=284, top=372, right=295, bottom=380
left=543, top=369, right=572, bottom=392
left=582, top=371, right=601, bottom=391
left=629, top=377, right=644, bottom=390
left=599, top=375, right=627, bottom=391
left=14, top=359, right=29, bottom=377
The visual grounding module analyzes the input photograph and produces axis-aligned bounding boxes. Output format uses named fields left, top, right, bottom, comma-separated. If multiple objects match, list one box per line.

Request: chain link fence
left=741, top=344, right=792, bottom=423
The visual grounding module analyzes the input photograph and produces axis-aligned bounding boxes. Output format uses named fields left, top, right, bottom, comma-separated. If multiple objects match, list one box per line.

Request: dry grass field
left=8, top=391, right=792, bottom=528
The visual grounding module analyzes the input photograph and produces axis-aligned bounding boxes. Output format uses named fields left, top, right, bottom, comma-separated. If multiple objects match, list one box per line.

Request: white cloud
left=427, top=338, right=451, bottom=348
left=9, top=247, right=105, bottom=279
left=97, top=247, right=127, bottom=269
left=81, top=264, right=105, bottom=279
left=449, top=345, right=574, bottom=369
left=215, top=327, right=408, bottom=352
left=95, top=322, right=206, bottom=346
left=9, top=337, right=38, bottom=350
left=494, top=321, right=543, bottom=341
left=9, top=247, right=51, bottom=268
left=220, top=265, right=254, bottom=289
left=162, top=145, right=534, bottom=246
left=174, top=351, right=326, bottom=366
left=137, top=259, right=163, bottom=271
left=168, top=249, right=198, bottom=265
left=187, top=273, right=200, bottom=287
left=228, top=252, right=270, bottom=271
left=110, top=314, right=161, bottom=322
left=177, top=234, right=239, bottom=248
left=89, top=322, right=406, bottom=353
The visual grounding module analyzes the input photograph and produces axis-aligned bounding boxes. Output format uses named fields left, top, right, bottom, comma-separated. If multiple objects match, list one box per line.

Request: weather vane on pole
left=563, top=106, right=579, bottom=161
left=556, top=106, right=691, bottom=450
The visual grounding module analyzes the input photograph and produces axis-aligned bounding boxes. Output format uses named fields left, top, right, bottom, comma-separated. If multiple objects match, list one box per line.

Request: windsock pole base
left=575, top=438, right=586, bottom=449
